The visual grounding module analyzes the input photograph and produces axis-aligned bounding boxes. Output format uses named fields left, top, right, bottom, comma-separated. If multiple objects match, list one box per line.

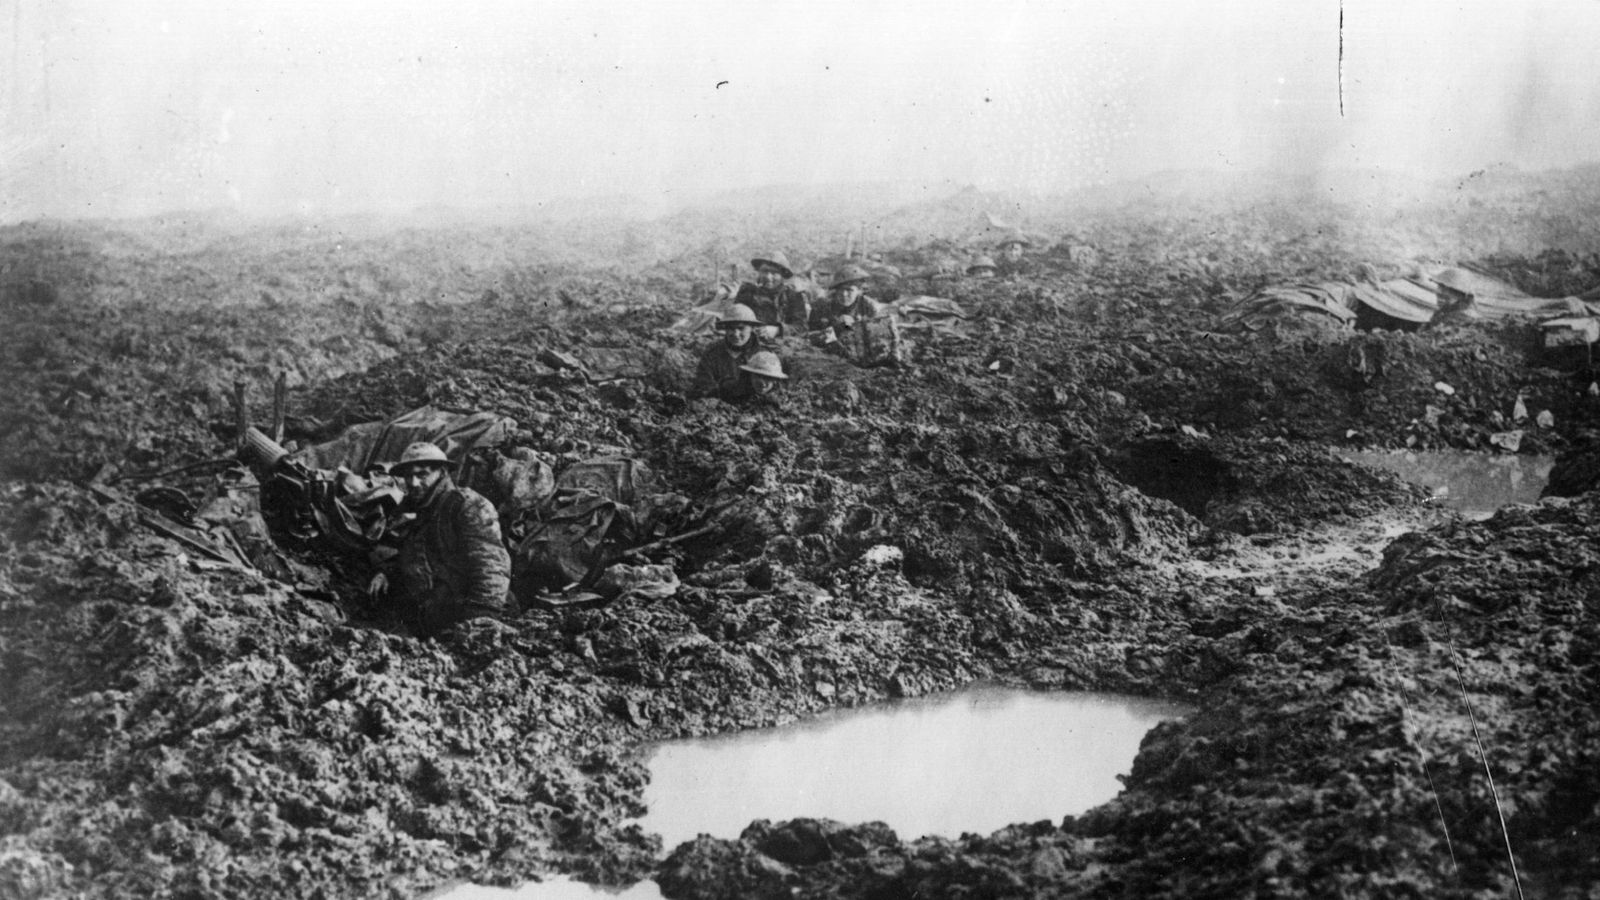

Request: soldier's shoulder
left=451, top=487, right=500, bottom=523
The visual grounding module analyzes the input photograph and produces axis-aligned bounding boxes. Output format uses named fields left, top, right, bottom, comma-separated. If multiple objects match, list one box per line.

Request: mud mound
left=1543, top=431, right=1600, bottom=499
left=1082, top=492, right=1600, bottom=898
left=1110, top=435, right=1432, bottom=534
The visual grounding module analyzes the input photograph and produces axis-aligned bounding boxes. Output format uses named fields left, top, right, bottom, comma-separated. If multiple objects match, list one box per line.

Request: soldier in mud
left=810, top=264, right=879, bottom=332
left=367, top=442, right=511, bottom=637
left=738, top=350, right=790, bottom=407
left=995, top=234, right=1033, bottom=276
left=1428, top=268, right=1482, bottom=327
left=812, top=264, right=904, bottom=367
left=734, top=251, right=809, bottom=337
left=690, top=304, right=774, bottom=402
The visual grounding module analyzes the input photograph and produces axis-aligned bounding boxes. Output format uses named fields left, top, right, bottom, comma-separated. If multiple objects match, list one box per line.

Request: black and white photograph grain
left=3, top=1, right=1599, bottom=898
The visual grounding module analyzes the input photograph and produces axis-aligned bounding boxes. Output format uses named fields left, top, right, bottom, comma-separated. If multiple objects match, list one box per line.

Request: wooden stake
left=271, top=371, right=287, bottom=444
left=232, top=381, right=248, bottom=451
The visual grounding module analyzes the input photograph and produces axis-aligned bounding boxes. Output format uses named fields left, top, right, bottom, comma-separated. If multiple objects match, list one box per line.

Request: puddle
left=1343, top=449, right=1552, bottom=519
left=429, top=876, right=662, bottom=900
left=639, top=684, right=1191, bottom=849
left=436, top=685, right=1191, bottom=899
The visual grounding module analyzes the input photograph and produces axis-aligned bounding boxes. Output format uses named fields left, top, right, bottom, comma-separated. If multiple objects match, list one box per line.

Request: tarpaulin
left=291, top=406, right=517, bottom=473
left=1227, top=267, right=1600, bottom=332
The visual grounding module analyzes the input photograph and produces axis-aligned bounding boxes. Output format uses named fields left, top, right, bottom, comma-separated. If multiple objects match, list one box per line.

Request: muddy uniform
left=808, top=293, right=870, bottom=332
left=835, top=312, right=904, bottom=368
left=690, top=341, right=759, bottom=402
left=734, top=283, right=809, bottom=335
left=814, top=295, right=904, bottom=368
left=392, top=477, right=511, bottom=636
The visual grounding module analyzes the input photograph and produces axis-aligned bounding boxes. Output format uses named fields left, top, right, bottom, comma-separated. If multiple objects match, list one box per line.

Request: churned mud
left=3, top=175, right=1599, bottom=899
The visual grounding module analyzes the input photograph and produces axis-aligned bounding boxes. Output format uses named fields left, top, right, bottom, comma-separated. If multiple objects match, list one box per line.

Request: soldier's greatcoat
left=394, top=477, right=510, bottom=636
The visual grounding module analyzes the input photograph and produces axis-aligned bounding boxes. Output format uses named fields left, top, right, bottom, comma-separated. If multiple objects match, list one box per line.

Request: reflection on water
left=430, top=875, right=662, bottom=900
left=639, top=684, right=1192, bottom=849
left=1343, top=450, right=1553, bottom=519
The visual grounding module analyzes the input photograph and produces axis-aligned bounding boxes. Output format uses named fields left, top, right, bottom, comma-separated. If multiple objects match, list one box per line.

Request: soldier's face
left=832, top=284, right=864, bottom=307
left=755, top=266, right=784, bottom=288
left=722, top=323, right=753, bottom=348
left=1001, top=243, right=1024, bottom=262
left=751, top=374, right=781, bottom=397
left=399, top=464, right=445, bottom=502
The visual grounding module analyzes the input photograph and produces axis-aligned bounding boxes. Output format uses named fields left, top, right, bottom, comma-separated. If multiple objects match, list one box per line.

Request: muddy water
left=431, top=876, right=664, bottom=900
left=1343, top=450, right=1553, bottom=519
left=438, top=686, right=1190, bottom=900
left=639, top=684, right=1191, bottom=849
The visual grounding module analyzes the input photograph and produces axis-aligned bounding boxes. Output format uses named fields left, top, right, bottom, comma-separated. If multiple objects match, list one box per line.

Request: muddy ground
left=3, top=171, right=1599, bottom=899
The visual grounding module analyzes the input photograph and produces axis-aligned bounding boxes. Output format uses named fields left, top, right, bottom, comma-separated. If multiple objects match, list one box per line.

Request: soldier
left=738, top=350, right=790, bottom=406
left=368, top=442, right=511, bottom=637
left=690, top=304, right=766, bottom=402
left=966, top=255, right=998, bottom=278
left=1429, top=268, right=1482, bottom=326
left=734, top=251, right=809, bottom=336
left=997, top=233, right=1030, bottom=263
left=814, top=265, right=904, bottom=367
left=811, top=264, right=880, bottom=331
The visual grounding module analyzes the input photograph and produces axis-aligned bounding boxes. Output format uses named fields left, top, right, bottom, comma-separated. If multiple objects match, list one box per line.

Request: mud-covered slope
left=651, top=494, right=1600, bottom=899
left=4, top=178, right=1600, bottom=900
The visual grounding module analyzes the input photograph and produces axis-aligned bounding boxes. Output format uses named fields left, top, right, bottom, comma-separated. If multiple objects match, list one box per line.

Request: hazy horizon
left=5, top=0, right=1600, bottom=224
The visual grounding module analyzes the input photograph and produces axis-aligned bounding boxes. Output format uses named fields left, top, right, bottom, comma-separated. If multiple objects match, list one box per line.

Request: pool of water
left=436, top=685, right=1190, bottom=900
left=429, top=876, right=662, bottom=900
left=639, top=684, right=1191, bottom=849
left=1343, top=449, right=1553, bottom=519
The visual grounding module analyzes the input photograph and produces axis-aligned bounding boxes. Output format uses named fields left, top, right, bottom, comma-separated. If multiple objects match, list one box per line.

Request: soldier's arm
left=455, top=493, right=511, bottom=613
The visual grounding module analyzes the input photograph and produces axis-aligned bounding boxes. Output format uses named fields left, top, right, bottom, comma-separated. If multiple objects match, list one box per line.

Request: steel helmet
left=739, top=350, right=789, bottom=380
left=750, top=251, right=794, bottom=278
left=1432, top=268, right=1475, bottom=295
left=996, top=232, right=1032, bottom=248
left=829, top=264, right=871, bottom=289
left=391, top=442, right=452, bottom=474
left=717, top=304, right=761, bottom=327
left=967, top=255, right=997, bottom=273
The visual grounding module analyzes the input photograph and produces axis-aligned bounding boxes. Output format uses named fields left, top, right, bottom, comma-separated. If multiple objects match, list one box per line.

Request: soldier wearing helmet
left=966, top=255, right=998, bottom=277
left=368, top=442, right=511, bottom=637
left=690, top=304, right=777, bottom=402
left=996, top=232, right=1031, bottom=262
left=993, top=232, right=1036, bottom=278
left=733, top=251, right=809, bottom=336
left=1428, top=268, right=1482, bottom=327
left=739, top=350, right=790, bottom=405
left=812, top=264, right=905, bottom=367
left=811, top=263, right=880, bottom=332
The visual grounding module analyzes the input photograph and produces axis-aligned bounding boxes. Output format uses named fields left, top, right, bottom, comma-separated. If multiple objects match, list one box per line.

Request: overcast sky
left=4, top=0, right=1599, bottom=221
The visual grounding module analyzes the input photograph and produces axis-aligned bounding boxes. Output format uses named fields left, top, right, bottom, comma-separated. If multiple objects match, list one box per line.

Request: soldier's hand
left=367, top=573, right=388, bottom=599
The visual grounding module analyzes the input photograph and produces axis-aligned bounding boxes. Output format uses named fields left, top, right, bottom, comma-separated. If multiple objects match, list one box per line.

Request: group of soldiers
left=689, top=234, right=1033, bottom=403
left=366, top=234, right=1037, bottom=638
